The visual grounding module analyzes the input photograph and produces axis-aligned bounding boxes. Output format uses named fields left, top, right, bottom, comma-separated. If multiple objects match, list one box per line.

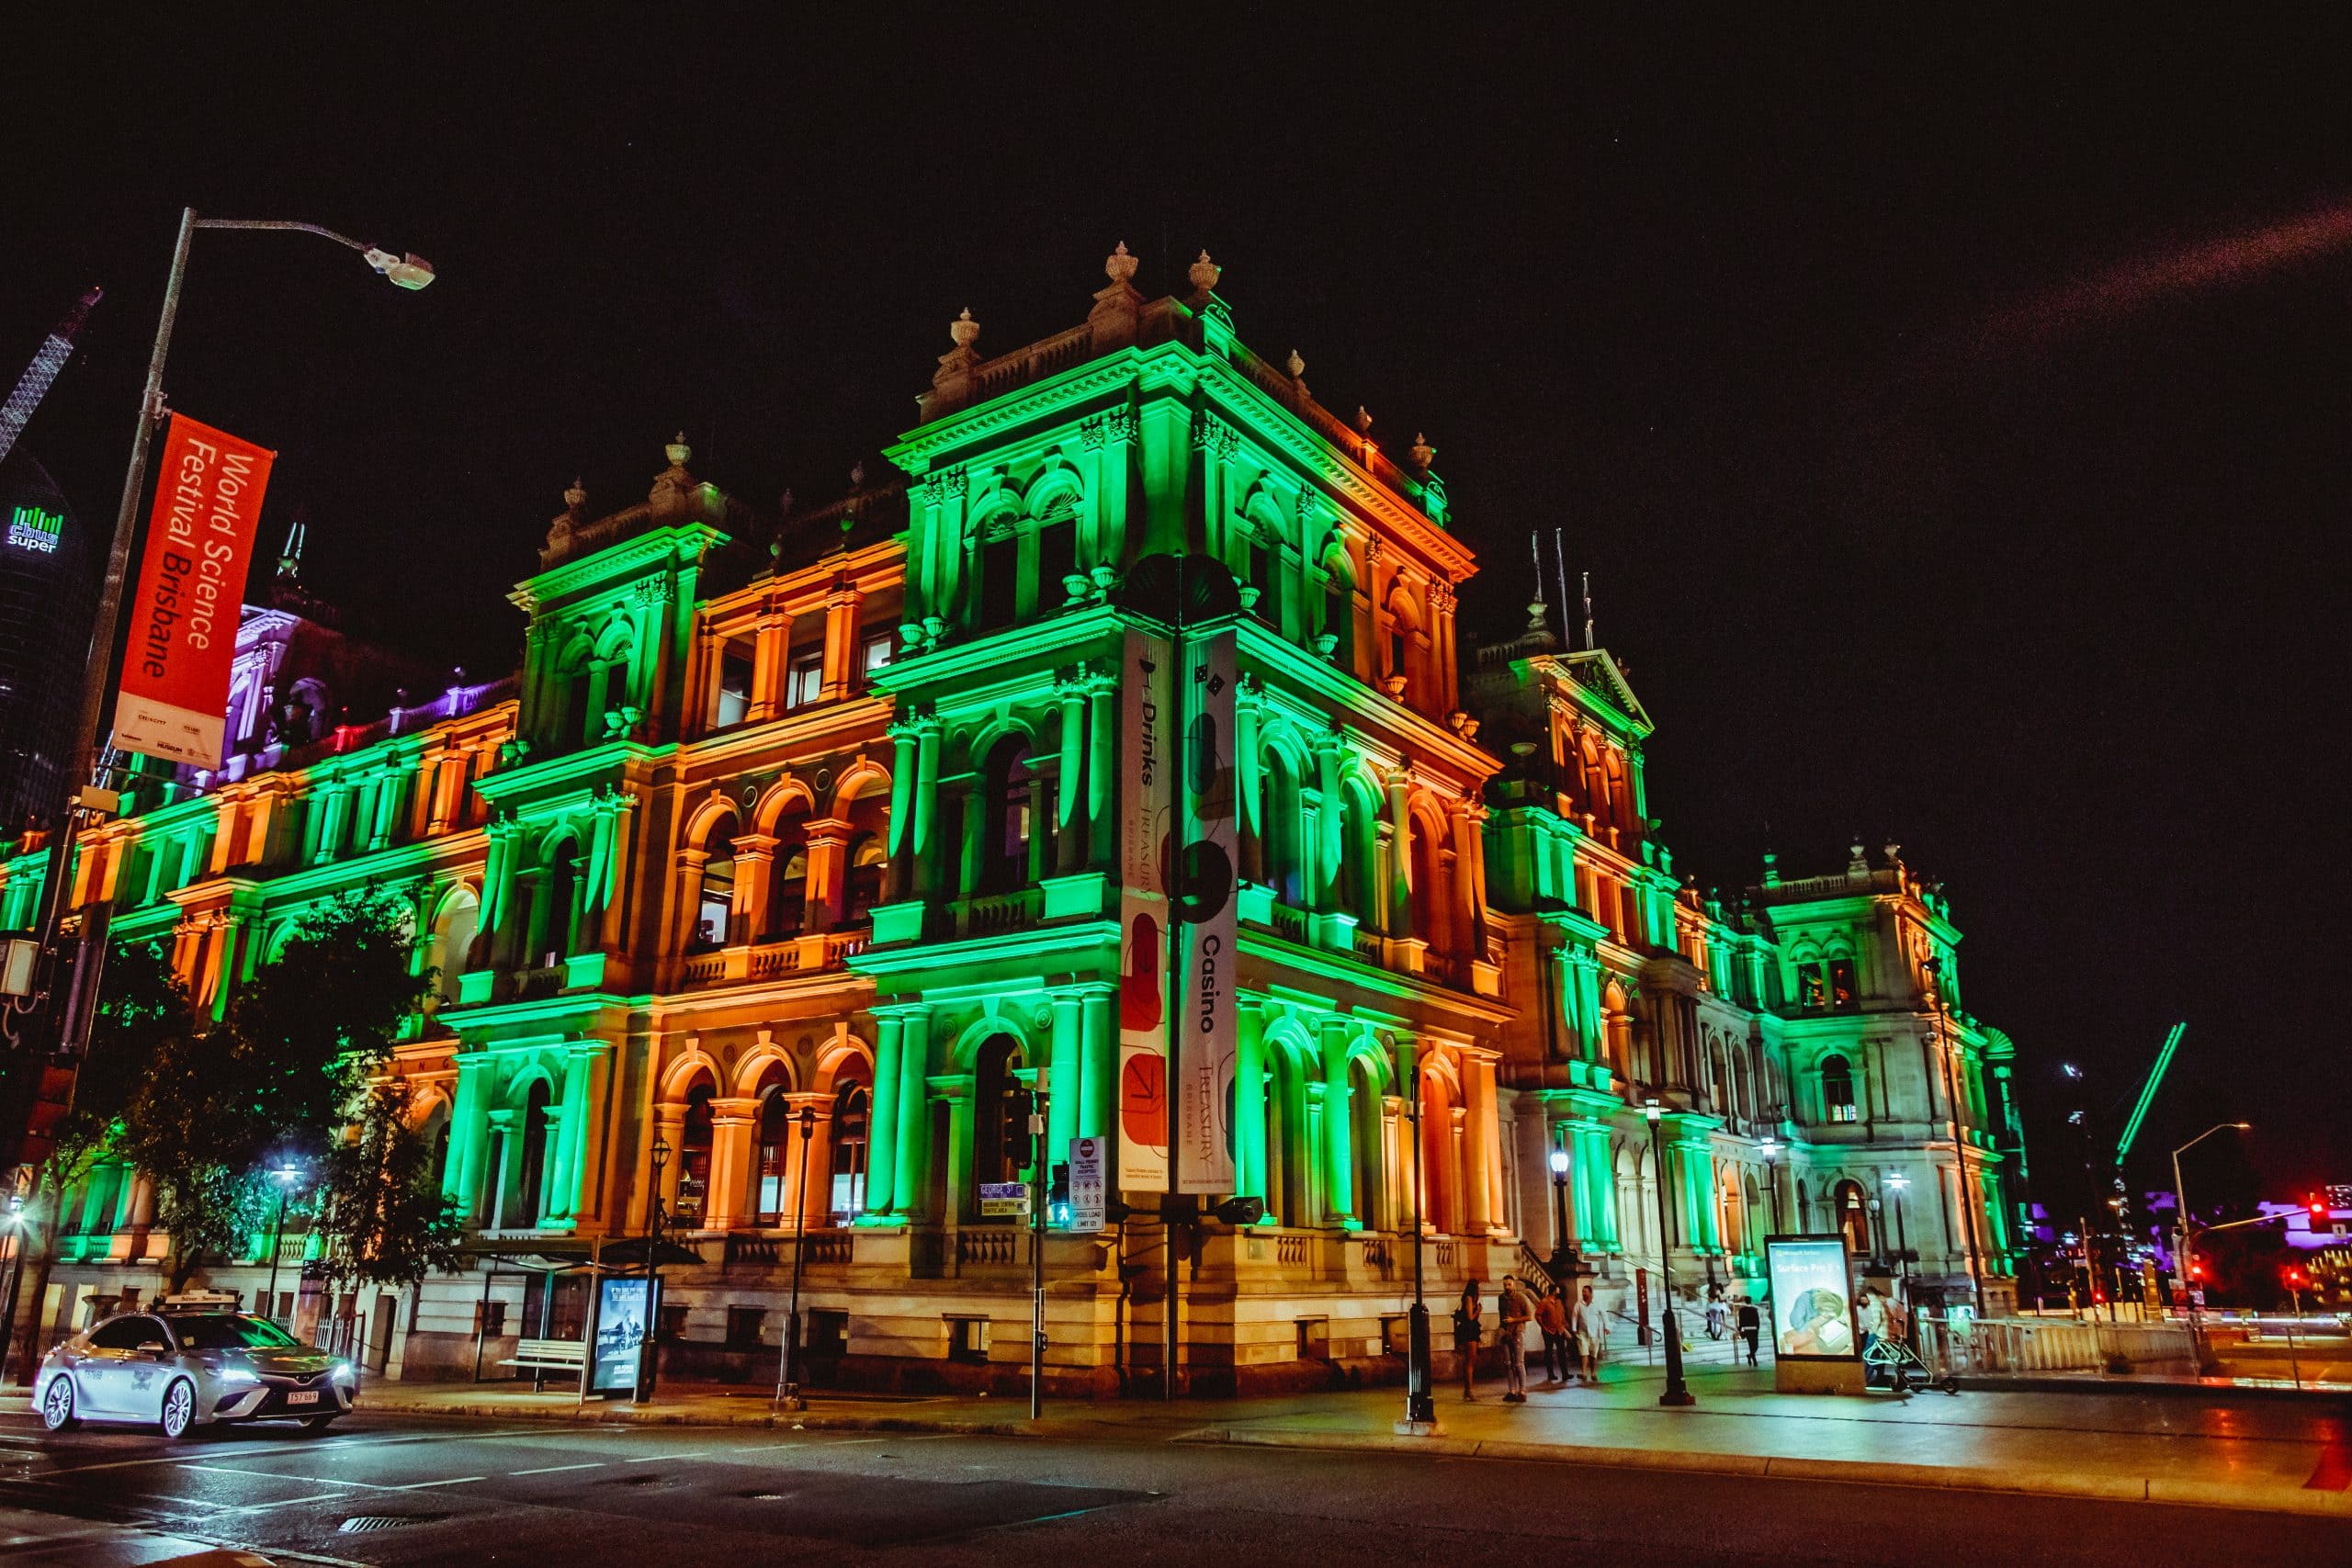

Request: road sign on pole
left=1069, top=1136, right=1106, bottom=1235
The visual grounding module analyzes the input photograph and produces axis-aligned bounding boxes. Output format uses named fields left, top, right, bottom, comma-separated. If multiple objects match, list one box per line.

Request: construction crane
left=2114, top=1021, right=2187, bottom=1168
left=0, top=285, right=101, bottom=468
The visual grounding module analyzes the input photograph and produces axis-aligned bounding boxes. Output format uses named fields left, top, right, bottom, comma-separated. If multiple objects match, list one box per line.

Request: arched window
left=541, top=839, right=581, bottom=965
left=1262, top=749, right=1306, bottom=906
left=1821, top=1055, right=1859, bottom=1123
left=515, top=1077, right=553, bottom=1229
left=693, top=818, right=739, bottom=952
left=773, top=848, right=809, bottom=935
left=971, top=1033, right=1029, bottom=1213
left=1339, top=779, right=1380, bottom=929
left=980, top=737, right=1036, bottom=893
left=1321, top=568, right=1355, bottom=670
left=675, top=1085, right=714, bottom=1224
left=843, top=833, right=886, bottom=924
left=1351, top=1056, right=1385, bottom=1229
left=1834, top=1178, right=1871, bottom=1257
left=752, top=1066, right=792, bottom=1224
left=830, top=1070, right=871, bottom=1224
left=429, top=886, right=478, bottom=1006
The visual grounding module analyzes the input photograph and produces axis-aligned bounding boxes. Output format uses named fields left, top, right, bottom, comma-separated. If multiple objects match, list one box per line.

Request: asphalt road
left=1, top=1409, right=2344, bottom=1566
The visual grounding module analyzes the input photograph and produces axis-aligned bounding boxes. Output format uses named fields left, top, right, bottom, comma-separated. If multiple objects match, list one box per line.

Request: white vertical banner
left=1176, top=625, right=1238, bottom=1194
left=1117, top=626, right=1174, bottom=1190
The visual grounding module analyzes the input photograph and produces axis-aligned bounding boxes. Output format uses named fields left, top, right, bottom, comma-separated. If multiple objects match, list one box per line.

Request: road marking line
left=396, top=1474, right=486, bottom=1490
left=220, top=1489, right=362, bottom=1513
left=511, top=1461, right=607, bottom=1475
left=623, top=1451, right=706, bottom=1462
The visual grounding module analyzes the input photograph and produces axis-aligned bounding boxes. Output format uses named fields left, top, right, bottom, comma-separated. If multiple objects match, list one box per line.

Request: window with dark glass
left=715, top=642, right=753, bottom=728
left=1037, top=521, right=1077, bottom=610
left=1827, top=958, right=1858, bottom=1010
left=773, top=849, right=809, bottom=934
left=786, top=648, right=823, bottom=710
left=675, top=1086, right=714, bottom=1223
left=831, top=1079, right=869, bottom=1223
left=1796, top=961, right=1826, bottom=1010
left=1821, top=1055, right=1858, bottom=1123
left=842, top=833, right=885, bottom=923
left=1249, top=536, right=1278, bottom=620
left=859, top=629, right=894, bottom=679
left=694, top=842, right=735, bottom=952
left=978, top=532, right=1018, bottom=629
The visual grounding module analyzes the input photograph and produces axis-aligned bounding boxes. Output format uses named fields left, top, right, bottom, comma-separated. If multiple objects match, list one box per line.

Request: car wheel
left=300, top=1415, right=339, bottom=1433
left=40, top=1377, right=80, bottom=1432
left=158, top=1378, right=198, bottom=1439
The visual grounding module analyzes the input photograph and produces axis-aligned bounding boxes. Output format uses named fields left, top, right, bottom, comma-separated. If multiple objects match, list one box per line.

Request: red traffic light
left=2311, top=1196, right=2328, bottom=1220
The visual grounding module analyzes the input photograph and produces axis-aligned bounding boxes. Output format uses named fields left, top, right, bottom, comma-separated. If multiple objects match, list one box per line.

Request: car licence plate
left=287, top=1391, right=320, bottom=1405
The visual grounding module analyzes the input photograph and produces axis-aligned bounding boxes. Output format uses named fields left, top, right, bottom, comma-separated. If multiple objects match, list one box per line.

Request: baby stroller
left=1863, top=1331, right=1959, bottom=1394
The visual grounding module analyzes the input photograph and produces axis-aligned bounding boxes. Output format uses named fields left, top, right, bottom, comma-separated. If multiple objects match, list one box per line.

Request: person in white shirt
left=1573, top=1284, right=1611, bottom=1383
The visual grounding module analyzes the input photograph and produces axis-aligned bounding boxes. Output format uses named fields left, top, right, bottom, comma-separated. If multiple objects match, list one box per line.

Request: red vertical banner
left=112, top=414, right=276, bottom=767
left=1118, top=626, right=1174, bottom=1190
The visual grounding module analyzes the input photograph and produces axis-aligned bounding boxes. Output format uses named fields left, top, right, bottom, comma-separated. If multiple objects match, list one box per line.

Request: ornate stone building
left=2, top=248, right=2028, bottom=1391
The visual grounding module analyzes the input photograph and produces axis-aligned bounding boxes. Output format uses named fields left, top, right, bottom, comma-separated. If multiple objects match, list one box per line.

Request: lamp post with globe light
left=5, top=210, right=435, bottom=1171
left=263, top=1164, right=301, bottom=1322
left=1645, top=1100, right=1693, bottom=1406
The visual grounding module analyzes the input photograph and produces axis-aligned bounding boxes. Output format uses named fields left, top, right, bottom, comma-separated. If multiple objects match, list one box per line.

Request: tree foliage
left=111, top=888, right=429, bottom=1289
left=314, top=1083, right=466, bottom=1292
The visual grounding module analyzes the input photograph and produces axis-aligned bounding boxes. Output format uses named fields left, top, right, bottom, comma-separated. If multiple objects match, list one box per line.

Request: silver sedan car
left=38, top=1309, right=357, bottom=1438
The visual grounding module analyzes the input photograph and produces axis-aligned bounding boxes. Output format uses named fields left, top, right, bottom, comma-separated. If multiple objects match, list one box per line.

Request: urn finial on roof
left=949, top=307, right=980, bottom=349
left=1286, top=348, right=1305, bottom=379
left=850, top=460, right=867, bottom=491
left=1187, top=248, right=1222, bottom=301
left=1354, top=405, right=1374, bottom=436
left=1411, top=433, right=1434, bottom=469
left=666, top=432, right=691, bottom=468
left=563, top=476, right=587, bottom=513
left=1106, top=241, right=1138, bottom=284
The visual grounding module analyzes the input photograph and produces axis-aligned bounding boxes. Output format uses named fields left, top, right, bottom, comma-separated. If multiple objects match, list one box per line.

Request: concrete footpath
left=323, top=1356, right=2352, bottom=1521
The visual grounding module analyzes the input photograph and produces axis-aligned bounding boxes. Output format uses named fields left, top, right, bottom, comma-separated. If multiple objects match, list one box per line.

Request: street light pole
left=1645, top=1100, right=1693, bottom=1407
left=2170, top=1122, right=2248, bottom=1339
left=774, top=1105, right=817, bottom=1412
left=6, top=208, right=434, bottom=1175
left=1760, top=1138, right=1784, bottom=1234
left=639, top=1136, right=669, bottom=1406
left=1883, top=1171, right=1911, bottom=1298
left=1404, top=1050, right=1433, bottom=1426
left=1923, top=957, right=1985, bottom=1317
left=1547, top=1144, right=1570, bottom=1263
left=263, top=1165, right=300, bottom=1320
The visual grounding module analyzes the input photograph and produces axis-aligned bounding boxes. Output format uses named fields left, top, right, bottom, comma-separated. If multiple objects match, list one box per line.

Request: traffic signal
left=1048, top=1162, right=1070, bottom=1227
left=2310, top=1196, right=2328, bottom=1223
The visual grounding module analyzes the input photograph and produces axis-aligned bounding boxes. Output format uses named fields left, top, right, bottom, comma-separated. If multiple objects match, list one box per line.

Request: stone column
left=1086, top=675, right=1115, bottom=871
left=446, top=1057, right=493, bottom=1220
left=800, top=818, right=852, bottom=933
left=863, top=1013, right=904, bottom=1219
left=1462, top=1057, right=1497, bottom=1235
left=1385, top=770, right=1414, bottom=942
left=885, top=718, right=919, bottom=902
left=1233, top=1004, right=1266, bottom=1201
left=1046, top=991, right=1082, bottom=1159
left=1320, top=1021, right=1355, bottom=1225
left=1236, top=679, right=1263, bottom=886
left=1078, top=983, right=1115, bottom=1141
left=890, top=1008, right=933, bottom=1220
left=912, top=716, right=943, bottom=897
left=1056, top=675, right=1087, bottom=876
left=820, top=581, right=864, bottom=702
left=1314, top=729, right=1344, bottom=913
left=703, top=1099, right=760, bottom=1229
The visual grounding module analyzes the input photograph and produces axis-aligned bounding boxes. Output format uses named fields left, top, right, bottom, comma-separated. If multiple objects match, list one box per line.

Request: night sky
left=6, top=14, right=2346, bottom=1212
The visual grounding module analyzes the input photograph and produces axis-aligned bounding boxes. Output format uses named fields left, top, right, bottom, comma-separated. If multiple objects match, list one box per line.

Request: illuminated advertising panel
left=590, top=1276, right=654, bottom=1393
left=1174, top=624, right=1237, bottom=1193
left=1765, top=1235, right=1859, bottom=1360
left=1117, top=626, right=1173, bottom=1190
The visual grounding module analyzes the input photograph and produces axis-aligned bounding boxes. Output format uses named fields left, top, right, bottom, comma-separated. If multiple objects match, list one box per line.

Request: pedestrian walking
left=1452, top=1280, right=1484, bottom=1400
left=1703, top=1286, right=1727, bottom=1341
left=1858, top=1286, right=1887, bottom=1382
left=1534, top=1285, right=1572, bottom=1383
left=1736, top=1292, right=1761, bottom=1366
left=1498, top=1277, right=1533, bottom=1402
left=1573, top=1282, right=1611, bottom=1383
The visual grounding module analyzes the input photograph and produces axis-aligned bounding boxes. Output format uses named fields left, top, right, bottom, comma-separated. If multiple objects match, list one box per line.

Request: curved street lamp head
left=1643, top=1098, right=1662, bottom=1124
left=1883, top=1171, right=1909, bottom=1192
left=270, top=1164, right=300, bottom=1184
left=362, top=246, right=435, bottom=289
left=1547, top=1147, right=1569, bottom=1177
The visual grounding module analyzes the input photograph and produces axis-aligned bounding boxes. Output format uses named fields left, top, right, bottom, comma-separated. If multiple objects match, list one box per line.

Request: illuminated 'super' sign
left=6, top=503, right=62, bottom=553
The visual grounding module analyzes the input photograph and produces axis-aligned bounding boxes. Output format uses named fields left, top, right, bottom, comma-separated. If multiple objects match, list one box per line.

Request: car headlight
left=220, top=1369, right=260, bottom=1387
left=331, top=1360, right=356, bottom=1385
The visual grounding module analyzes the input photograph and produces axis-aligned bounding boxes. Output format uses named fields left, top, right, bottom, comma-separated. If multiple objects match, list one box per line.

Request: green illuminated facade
left=2, top=246, right=2026, bottom=1387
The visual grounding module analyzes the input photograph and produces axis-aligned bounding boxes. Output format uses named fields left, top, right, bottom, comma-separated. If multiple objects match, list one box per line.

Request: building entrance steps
left=16, top=1357, right=2336, bottom=1520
